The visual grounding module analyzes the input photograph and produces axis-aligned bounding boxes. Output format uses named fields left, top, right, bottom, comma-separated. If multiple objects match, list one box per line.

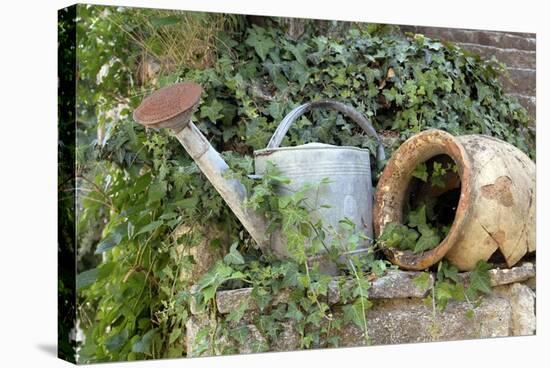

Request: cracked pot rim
left=374, top=129, right=473, bottom=271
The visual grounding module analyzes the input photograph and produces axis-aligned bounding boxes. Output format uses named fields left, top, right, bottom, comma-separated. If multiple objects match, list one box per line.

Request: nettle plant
left=75, top=8, right=531, bottom=362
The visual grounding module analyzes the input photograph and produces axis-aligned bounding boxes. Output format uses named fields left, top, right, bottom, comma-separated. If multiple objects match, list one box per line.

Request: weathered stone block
left=509, top=94, right=536, bottom=122
left=215, top=288, right=291, bottom=315
left=174, top=224, right=228, bottom=284
left=457, top=262, right=536, bottom=287
left=501, top=68, right=536, bottom=96
left=185, top=315, right=211, bottom=357
left=400, top=26, right=535, bottom=51
left=493, top=283, right=536, bottom=335
left=215, top=270, right=434, bottom=314
left=489, top=262, right=536, bottom=286
left=334, top=295, right=512, bottom=347
left=271, top=321, right=301, bottom=352
left=212, top=294, right=514, bottom=353
left=455, top=43, right=535, bottom=69
left=327, top=270, right=434, bottom=305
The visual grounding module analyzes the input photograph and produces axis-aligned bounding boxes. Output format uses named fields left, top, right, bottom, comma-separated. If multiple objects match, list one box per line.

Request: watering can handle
left=266, top=100, right=386, bottom=166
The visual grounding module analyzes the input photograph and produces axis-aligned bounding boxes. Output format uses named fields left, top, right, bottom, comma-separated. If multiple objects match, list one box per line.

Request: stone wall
left=400, top=26, right=536, bottom=125
left=185, top=262, right=536, bottom=356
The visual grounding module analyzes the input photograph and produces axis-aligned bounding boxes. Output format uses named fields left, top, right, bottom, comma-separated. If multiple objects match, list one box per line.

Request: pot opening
left=387, top=154, right=462, bottom=254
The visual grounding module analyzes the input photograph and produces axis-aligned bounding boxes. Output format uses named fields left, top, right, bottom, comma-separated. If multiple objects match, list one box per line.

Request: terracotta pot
left=374, top=129, right=535, bottom=271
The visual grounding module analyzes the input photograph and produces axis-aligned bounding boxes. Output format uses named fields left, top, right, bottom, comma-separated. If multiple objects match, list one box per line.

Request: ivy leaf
left=428, top=41, right=443, bottom=51
left=229, top=326, right=249, bottom=345
left=226, top=300, right=249, bottom=323
left=288, top=61, right=310, bottom=88
left=466, top=260, right=492, bottom=299
left=431, top=161, right=447, bottom=188
left=263, top=61, right=288, bottom=91
left=249, top=337, right=269, bottom=353
left=199, top=99, right=224, bottom=122
left=407, top=205, right=427, bottom=228
left=148, top=180, right=166, bottom=203
left=136, top=220, right=163, bottom=236
left=197, top=261, right=234, bottom=291
left=224, top=242, right=245, bottom=265
left=200, top=286, right=217, bottom=303
left=412, top=272, right=431, bottom=290
left=343, top=297, right=372, bottom=329
left=76, top=268, right=98, bottom=290
left=412, top=162, right=428, bottom=182
left=267, top=101, right=284, bottom=120
left=105, top=329, right=129, bottom=352
left=378, top=222, right=418, bottom=250
left=435, top=281, right=465, bottom=310
left=282, top=262, right=300, bottom=288
left=371, top=260, right=388, bottom=277
left=284, top=301, right=304, bottom=321
left=414, top=226, right=441, bottom=253
left=251, top=287, right=272, bottom=311
left=168, top=329, right=182, bottom=345
left=245, top=27, right=275, bottom=61
left=434, top=281, right=454, bottom=310
left=441, top=261, right=459, bottom=282
left=284, top=42, right=309, bottom=65
left=132, top=328, right=158, bottom=354
left=94, top=226, right=124, bottom=254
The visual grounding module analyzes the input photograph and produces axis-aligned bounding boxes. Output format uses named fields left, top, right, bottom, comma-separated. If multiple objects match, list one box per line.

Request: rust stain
left=481, top=176, right=514, bottom=207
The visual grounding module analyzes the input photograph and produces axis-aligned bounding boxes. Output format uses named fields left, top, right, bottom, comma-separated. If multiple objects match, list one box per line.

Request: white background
left=0, top=0, right=547, bottom=367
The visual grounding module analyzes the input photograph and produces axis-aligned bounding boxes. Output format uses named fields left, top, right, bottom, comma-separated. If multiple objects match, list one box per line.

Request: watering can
left=133, top=82, right=385, bottom=266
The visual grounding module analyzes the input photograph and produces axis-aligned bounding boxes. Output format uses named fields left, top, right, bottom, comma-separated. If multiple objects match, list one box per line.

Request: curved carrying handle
left=266, top=100, right=386, bottom=167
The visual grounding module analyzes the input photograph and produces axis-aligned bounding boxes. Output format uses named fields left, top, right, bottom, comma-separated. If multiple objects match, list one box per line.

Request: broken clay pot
left=374, top=129, right=535, bottom=271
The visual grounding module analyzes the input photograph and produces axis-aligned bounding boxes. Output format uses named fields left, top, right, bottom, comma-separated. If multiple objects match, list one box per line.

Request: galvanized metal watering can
left=133, top=82, right=385, bottom=264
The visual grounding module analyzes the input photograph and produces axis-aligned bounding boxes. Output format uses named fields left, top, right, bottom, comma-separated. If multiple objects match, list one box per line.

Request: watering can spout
left=133, top=82, right=271, bottom=249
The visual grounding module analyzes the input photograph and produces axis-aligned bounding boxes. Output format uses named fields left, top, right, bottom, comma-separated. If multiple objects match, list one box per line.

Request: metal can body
left=254, top=143, right=373, bottom=259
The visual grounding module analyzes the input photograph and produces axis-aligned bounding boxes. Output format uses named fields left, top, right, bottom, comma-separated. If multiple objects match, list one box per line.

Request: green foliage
left=379, top=160, right=459, bottom=253
left=74, top=6, right=529, bottom=361
left=224, top=242, right=245, bottom=265
left=380, top=203, right=443, bottom=254
left=413, top=260, right=492, bottom=313
left=377, top=222, right=419, bottom=250
left=465, top=260, right=493, bottom=300
left=412, top=162, right=429, bottom=182
left=245, top=26, right=276, bottom=61
left=192, top=165, right=385, bottom=350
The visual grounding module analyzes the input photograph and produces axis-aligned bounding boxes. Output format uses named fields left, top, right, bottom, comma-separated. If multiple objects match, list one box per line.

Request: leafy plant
left=379, top=160, right=459, bottom=253
left=414, top=260, right=492, bottom=314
